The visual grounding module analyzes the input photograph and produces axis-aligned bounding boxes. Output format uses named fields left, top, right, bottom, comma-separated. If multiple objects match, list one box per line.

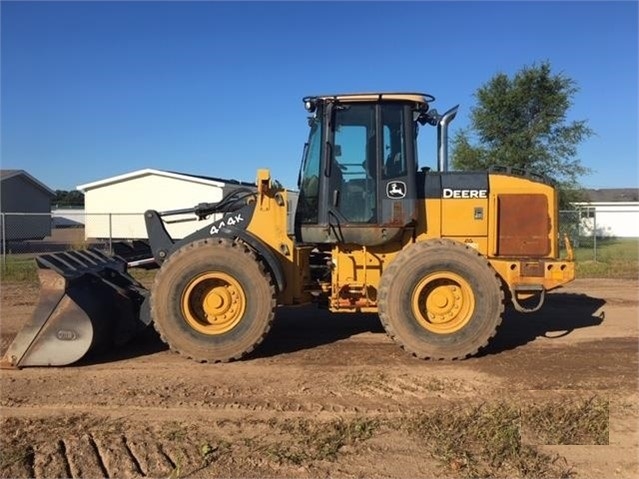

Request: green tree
left=53, top=189, right=85, bottom=207
left=451, top=61, right=594, bottom=207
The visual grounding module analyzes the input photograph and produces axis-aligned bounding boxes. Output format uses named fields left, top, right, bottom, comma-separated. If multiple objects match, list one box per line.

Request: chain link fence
left=0, top=210, right=225, bottom=275
left=1, top=208, right=637, bottom=271
left=559, top=207, right=639, bottom=261
left=0, top=212, right=137, bottom=273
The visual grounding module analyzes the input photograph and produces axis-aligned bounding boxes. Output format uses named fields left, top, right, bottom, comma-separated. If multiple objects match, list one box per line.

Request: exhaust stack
left=437, top=105, right=459, bottom=172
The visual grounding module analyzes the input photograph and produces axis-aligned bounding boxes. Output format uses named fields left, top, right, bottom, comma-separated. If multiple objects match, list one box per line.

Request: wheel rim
left=411, top=272, right=475, bottom=334
left=181, top=272, right=246, bottom=335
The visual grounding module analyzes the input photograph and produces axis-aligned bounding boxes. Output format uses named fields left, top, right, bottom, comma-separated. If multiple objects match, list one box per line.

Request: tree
left=451, top=61, right=593, bottom=206
left=53, top=190, right=85, bottom=207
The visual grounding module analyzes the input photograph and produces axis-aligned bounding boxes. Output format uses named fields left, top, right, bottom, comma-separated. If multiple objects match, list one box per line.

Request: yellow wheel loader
left=1, top=92, right=575, bottom=368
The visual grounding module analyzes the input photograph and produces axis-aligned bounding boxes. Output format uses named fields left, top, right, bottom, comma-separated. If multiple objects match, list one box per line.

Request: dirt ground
left=0, top=278, right=637, bottom=479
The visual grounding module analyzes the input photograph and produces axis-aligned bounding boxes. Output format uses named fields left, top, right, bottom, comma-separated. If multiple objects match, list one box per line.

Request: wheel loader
left=1, top=92, right=575, bottom=368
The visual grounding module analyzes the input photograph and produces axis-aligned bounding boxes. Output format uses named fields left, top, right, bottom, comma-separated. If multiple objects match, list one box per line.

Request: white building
left=77, top=169, right=256, bottom=240
left=573, top=188, right=639, bottom=238
left=51, top=208, right=86, bottom=228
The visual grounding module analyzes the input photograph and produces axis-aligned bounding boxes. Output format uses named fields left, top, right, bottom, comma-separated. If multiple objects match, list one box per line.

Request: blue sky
left=1, top=0, right=637, bottom=191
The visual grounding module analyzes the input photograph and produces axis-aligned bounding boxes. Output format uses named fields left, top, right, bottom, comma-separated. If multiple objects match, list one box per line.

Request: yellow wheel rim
left=181, top=272, right=246, bottom=335
left=411, top=272, right=475, bottom=334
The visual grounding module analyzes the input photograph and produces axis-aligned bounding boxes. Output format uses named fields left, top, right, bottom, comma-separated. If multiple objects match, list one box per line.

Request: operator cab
left=295, top=92, right=439, bottom=246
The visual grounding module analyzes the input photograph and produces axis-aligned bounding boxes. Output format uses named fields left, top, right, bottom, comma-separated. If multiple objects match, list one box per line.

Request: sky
left=1, top=0, right=637, bottom=191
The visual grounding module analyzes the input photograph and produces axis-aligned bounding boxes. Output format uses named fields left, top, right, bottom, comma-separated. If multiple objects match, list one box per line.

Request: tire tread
left=150, top=238, right=276, bottom=363
left=378, top=239, right=504, bottom=360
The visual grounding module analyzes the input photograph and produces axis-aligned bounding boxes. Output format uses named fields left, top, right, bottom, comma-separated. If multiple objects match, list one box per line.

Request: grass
left=0, top=398, right=611, bottom=478
left=0, top=255, right=159, bottom=285
left=129, top=267, right=158, bottom=287
left=255, top=397, right=608, bottom=476
left=0, top=444, right=33, bottom=473
left=522, top=396, right=609, bottom=446
left=1, top=238, right=636, bottom=283
left=0, top=257, right=38, bottom=283
left=571, top=237, right=639, bottom=278
left=265, top=417, right=379, bottom=465
left=402, top=397, right=608, bottom=478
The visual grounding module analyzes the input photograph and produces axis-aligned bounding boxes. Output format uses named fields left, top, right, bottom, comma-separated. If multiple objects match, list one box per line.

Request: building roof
left=0, top=169, right=55, bottom=196
left=582, top=188, right=639, bottom=203
left=76, top=168, right=255, bottom=192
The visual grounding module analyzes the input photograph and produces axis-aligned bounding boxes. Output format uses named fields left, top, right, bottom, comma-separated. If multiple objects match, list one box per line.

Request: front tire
left=378, top=239, right=504, bottom=360
left=151, top=238, right=276, bottom=362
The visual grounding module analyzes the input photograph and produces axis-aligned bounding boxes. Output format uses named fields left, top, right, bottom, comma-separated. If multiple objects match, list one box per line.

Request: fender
left=216, top=226, right=286, bottom=294
left=146, top=203, right=256, bottom=264
left=146, top=203, right=285, bottom=294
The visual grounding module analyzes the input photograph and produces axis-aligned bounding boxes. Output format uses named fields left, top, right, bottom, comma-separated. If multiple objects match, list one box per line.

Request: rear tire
left=151, top=238, right=276, bottom=362
left=378, top=239, right=504, bottom=360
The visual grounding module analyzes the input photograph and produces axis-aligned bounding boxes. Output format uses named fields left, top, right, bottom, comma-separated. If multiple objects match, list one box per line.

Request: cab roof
left=304, top=92, right=434, bottom=105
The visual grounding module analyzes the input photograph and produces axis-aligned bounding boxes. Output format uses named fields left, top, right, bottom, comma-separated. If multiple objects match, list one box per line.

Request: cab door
left=296, top=101, right=417, bottom=246
left=378, top=103, right=417, bottom=228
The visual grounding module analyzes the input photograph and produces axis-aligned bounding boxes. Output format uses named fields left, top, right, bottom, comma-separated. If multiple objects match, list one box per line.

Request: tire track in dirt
left=1, top=402, right=390, bottom=422
left=126, top=439, right=176, bottom=478
left=18, top=431, right=200, bottom=479
left=355, top=380, right=424, bottom=399
left=1, top=370, right=484, bottom=418
left=122, top=436, right=146, bottom=476
left=69, top=434, right=109, bottom=478
left=94, top=434, right=150, bottom=479
left=2, top=279, right=637, bottom=479
left=3, top=365, right=487, bottom=417
left=32, top=440, right=68, bottom=479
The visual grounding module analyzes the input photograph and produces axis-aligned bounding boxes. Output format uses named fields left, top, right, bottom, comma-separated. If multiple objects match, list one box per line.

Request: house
left=51, top=208, right=86, bottom=228
left=0, top=169, right=55, bottom=240
left=573, top=188, right=639, bottom=238
left=77, top=169, right=257, bottom=240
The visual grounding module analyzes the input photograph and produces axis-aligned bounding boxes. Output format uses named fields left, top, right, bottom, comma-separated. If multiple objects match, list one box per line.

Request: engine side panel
left=497, top=194, right=550, bottom=256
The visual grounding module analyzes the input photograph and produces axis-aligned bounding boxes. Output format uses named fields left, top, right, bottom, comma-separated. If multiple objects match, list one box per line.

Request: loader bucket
left=0, top=249, right=150, bottom=369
